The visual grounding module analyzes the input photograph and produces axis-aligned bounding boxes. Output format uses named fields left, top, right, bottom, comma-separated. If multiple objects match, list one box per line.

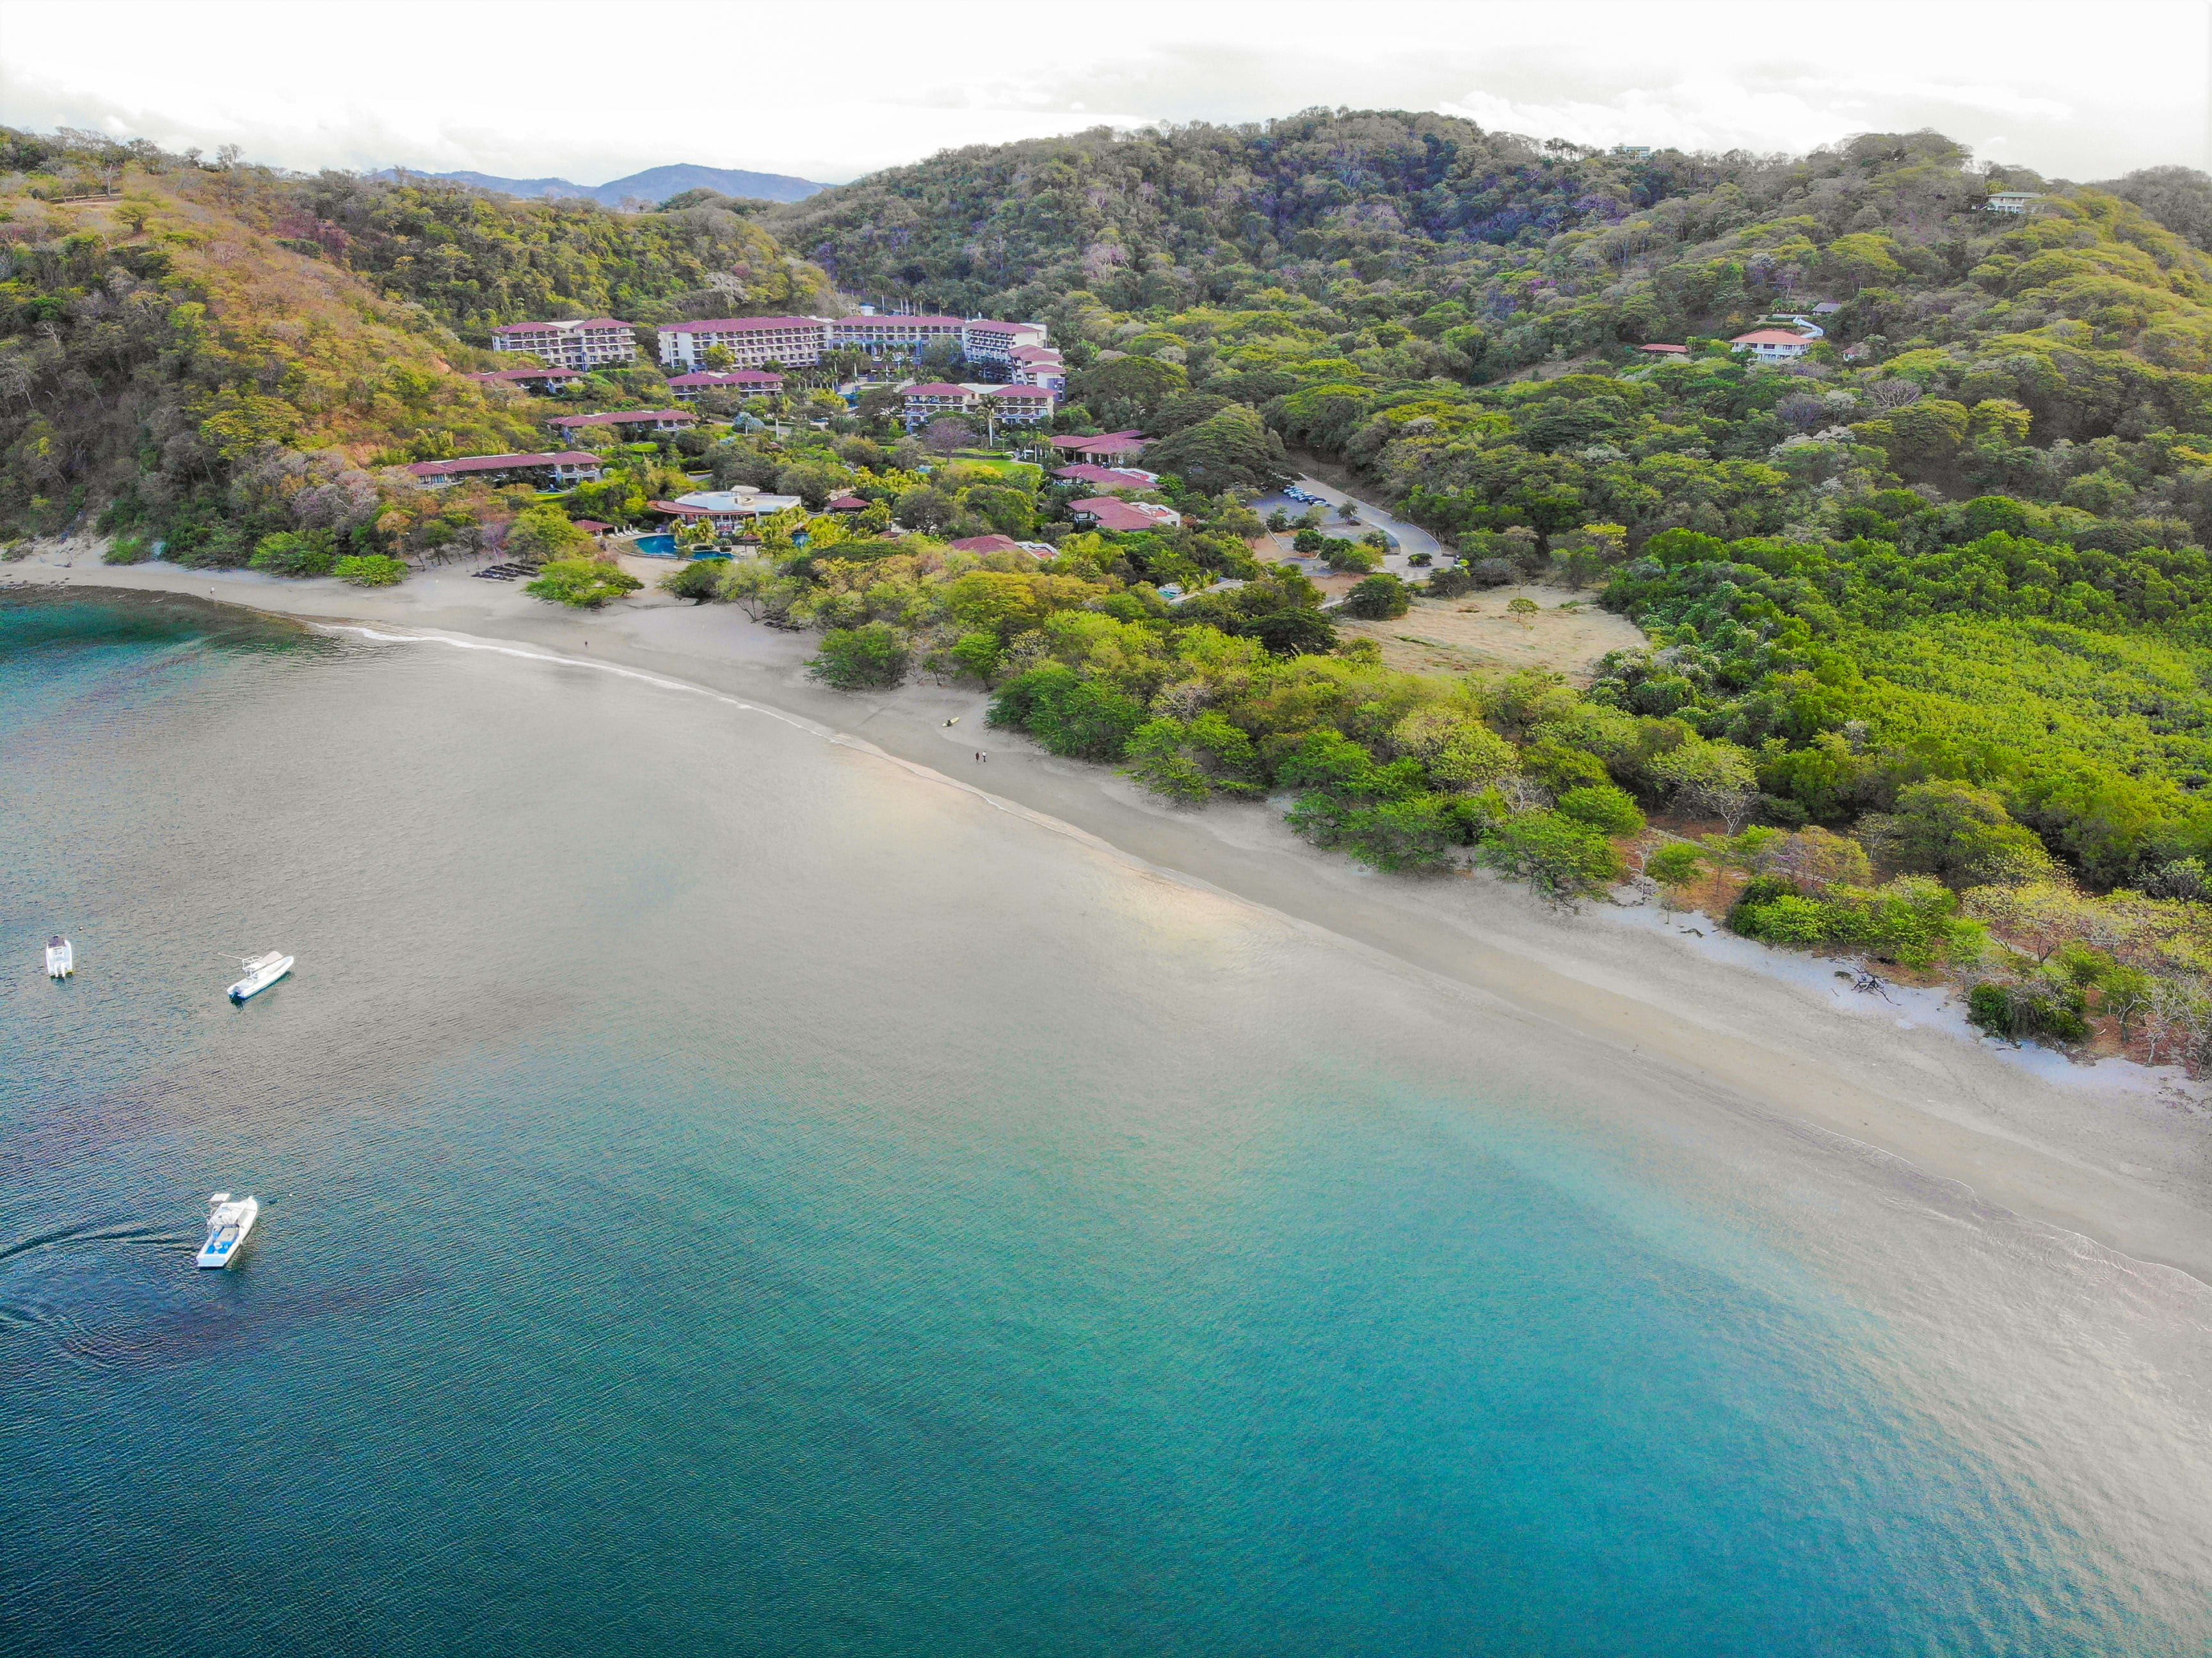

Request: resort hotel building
left=488, top=318, right=639, bottom=369
left=654, top=313, right=1050, bottom=372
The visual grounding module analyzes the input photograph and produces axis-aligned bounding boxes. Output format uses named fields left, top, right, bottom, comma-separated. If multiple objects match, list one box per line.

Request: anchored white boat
left=45, top=936, right=73, bottom=978
left=197, top=1193, right=258, bottom=1268
left=227, top=951, right=293, bottom=1003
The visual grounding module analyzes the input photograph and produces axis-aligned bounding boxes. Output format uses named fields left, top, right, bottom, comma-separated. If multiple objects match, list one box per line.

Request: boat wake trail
left=0, top=1220, right=195, bottom=1264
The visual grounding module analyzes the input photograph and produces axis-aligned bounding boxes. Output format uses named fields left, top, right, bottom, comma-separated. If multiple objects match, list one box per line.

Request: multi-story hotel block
left=489, top=318, right=638, bottom=369
left=656, top=313, right=1051, bottom=374
left=984, top=385, right=1055, bottom=423
left=957, top=318, right=1049, bottom=362
left=655, top=315, right=832, bottom=371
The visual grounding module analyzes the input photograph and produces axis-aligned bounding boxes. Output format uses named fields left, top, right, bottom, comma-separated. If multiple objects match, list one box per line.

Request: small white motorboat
left=227, top=951, right=293, bottom=1003
left=197, top=1193, right=258, bottom=1269
left=45, top=936, right=74, bottom=978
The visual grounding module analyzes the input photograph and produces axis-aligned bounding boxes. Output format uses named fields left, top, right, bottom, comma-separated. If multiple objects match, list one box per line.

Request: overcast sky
left=3, top=0, right=2205, bottom=186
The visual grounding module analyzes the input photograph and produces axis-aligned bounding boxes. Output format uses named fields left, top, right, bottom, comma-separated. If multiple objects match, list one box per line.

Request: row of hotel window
left=488, top=316, right=1054, bottom=375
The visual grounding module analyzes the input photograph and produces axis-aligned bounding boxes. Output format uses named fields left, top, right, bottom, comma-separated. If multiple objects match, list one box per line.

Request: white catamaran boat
left=227, top=951, right=293, bottom=1003
left=45, top=936, right=74, bottom=978
left=197, top=1193, right=258, bottom=1268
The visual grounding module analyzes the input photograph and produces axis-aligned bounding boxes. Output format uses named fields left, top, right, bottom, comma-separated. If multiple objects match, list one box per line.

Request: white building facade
left=658, top=316, right=831, bottom=369
left=490, top=318, right=637, bottom=369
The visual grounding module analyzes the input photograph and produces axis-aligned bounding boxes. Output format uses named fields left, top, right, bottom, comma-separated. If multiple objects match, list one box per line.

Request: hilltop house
left=1730, top=328, right=1816, bottom=364
left=405, top=451, right=604, bottom=489
left=490, top=318, right=637, bottom=369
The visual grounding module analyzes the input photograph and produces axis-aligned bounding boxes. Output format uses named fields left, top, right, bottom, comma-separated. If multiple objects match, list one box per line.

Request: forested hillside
left=17, top=115, right=2212, bottom=1058
left=0, top=128, right=831, bottom=557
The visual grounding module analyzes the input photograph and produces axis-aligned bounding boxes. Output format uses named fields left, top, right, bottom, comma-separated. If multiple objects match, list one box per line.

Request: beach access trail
left=13, top=542, right=2211, bottom=1284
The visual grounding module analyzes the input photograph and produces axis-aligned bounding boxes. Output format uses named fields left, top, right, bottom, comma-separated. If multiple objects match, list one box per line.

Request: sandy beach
left=13, top=540, right=2211, bottom=1282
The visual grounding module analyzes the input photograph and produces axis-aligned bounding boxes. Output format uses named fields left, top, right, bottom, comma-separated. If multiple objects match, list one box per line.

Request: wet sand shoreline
left=12, top=544, right=2210, bottom=1282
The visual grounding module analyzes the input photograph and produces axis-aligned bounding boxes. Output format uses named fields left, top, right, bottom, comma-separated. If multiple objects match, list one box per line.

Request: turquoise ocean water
left=3, top=590, right=2209, bottom=1655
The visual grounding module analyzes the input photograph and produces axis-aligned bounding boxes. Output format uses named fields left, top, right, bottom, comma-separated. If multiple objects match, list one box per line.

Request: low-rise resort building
left=548, top=408, right=697, bottom=436
left=405, top=451, right=604, bottom=489
left=468, top=366, right=585, bottom=393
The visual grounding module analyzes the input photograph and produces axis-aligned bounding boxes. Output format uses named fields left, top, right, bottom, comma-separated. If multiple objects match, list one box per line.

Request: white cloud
left=0, top=0, right=2201, bottom=184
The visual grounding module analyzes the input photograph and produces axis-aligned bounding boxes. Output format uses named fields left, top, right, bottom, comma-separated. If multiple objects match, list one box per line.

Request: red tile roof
left=661, top=315, right=826, bottom=334
left=571, top=520, right=612, bottom=533
left=1054, top=463, right=1157, bottom=487
left=492, top=318, right=630, bottom=334
left=404, top=450, right=600, bottom=478
left=667, top=370, right=783, bottom=388
left=988, top=385, right=1053, bottom=399
left=1071, top=497, right=1174, bottom=532
left=549, top=408, right=696, bottom=427
left=825, top=494, right=870, bottom=511
left=1635, top=343, right=1689, bottom=354
left=949, top=534, right=1022, bottom=552
left=1731, top=329, right=1814, bottom=346
left=1052, top=431, right=1146, bottom=454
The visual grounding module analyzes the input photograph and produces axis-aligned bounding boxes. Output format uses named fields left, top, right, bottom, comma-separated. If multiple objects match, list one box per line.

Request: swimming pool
left=635, top=534, right=678, bottom=557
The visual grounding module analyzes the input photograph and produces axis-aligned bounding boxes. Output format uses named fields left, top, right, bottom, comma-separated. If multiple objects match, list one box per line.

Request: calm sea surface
left=4, top=590, right=2209, bottom=1656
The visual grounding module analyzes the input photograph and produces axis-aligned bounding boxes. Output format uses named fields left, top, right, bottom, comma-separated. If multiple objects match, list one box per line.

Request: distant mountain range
left=369, top=163, right=828, bottom=207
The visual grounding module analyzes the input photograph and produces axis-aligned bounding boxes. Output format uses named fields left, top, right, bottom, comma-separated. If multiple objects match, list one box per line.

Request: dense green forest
left=13, top=115, right=2212, bottom=1059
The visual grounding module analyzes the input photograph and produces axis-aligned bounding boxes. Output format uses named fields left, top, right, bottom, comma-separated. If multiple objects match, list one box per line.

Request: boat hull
left=197, top=1199, right=257, bottom=1268
left=45, top=938, right=72, bottom=978
left=227, top=955, right=293, bottom=1002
